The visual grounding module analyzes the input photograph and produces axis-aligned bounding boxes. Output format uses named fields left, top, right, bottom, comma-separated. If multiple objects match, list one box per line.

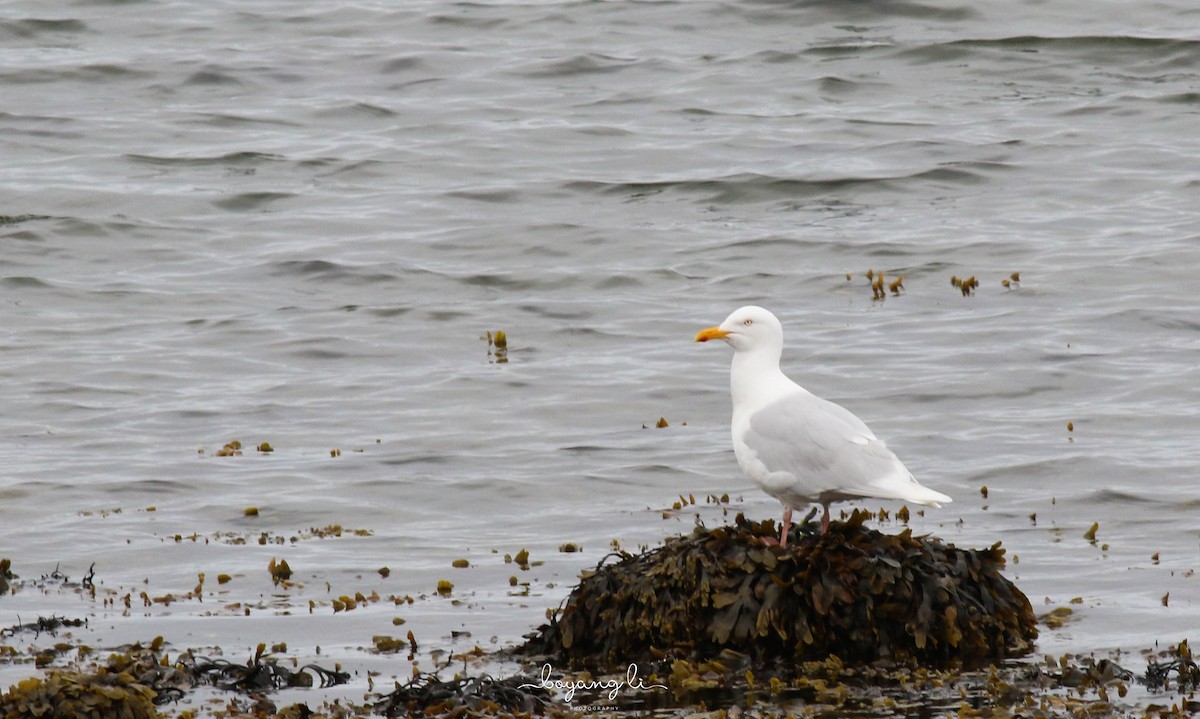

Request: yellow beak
left=694, top=326, right=730, bottom=342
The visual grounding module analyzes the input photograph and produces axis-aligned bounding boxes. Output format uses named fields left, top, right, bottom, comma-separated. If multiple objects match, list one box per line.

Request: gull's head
left=694, top=305, right=783, bottom=353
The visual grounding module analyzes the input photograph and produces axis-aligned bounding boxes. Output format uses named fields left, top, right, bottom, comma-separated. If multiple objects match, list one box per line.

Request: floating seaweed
left=268, top=557, right=293, bottom=584
left=0, top=562, right=94, bottom=597
left=951, top=275, right=980, bottom=296
left=522, top=511, right=1037, bottom=671
left=1045, top=655, right=1134, bottom=690
left=215, top=440, right=243, bottom=457
left=1041, top=606, right=1074, bottom=629
left=0, top=558, right=12, bottom=595
left=485, top=330, right=509, bottom=364
left=0, top=615, right=85, bottom=640
left=1145, top=639, right=1200, bottom=693
left=188, top=643, right=349, bottom=692
left=0, top=637, right=354, bottom=718
left=372, top=670, right=556, bottom=719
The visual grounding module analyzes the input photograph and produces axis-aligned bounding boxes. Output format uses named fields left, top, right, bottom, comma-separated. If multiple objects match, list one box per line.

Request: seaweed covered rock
left=522, top=511, right=1036, bottom=670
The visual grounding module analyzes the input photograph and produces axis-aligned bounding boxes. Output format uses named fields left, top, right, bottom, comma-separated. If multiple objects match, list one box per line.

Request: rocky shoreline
left=2, top=520, right=1197, bottom=718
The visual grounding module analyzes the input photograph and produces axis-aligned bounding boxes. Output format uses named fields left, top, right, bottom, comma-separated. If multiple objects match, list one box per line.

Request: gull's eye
left=743, top=319, right=753, bottom=326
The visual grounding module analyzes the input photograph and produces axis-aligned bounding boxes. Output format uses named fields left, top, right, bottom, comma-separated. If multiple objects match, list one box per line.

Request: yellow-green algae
left=1, top=666, right=161, bottom=719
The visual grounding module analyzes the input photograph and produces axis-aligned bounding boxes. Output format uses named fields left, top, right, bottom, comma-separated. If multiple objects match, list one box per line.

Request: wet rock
left=522, top=511, right=1037, bottom=670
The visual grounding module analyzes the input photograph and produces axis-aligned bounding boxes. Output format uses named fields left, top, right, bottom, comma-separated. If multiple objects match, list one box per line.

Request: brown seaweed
left=0, top=558, right=12, bottom=595
left=187, top=644, right=350, bottom=692
left=521, top=511, right=1037, bottom=671
left=372, top=670, right=556, bottom=718
left=1145, top=639, right=1200, bottom=693
left=0, top=615, right=85, bottom=640
left=0, top=668, right=162, bottom=719
left=0, top=638, right=352, bottom=719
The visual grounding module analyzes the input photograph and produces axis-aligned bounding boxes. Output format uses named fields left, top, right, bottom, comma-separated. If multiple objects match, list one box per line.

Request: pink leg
left=820, top=504, right=830, bottom=534
left=779, top=506, right=792, bottom=547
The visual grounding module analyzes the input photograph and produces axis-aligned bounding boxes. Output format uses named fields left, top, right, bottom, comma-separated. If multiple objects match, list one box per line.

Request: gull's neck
left=729, top=343, right=789, bottom=410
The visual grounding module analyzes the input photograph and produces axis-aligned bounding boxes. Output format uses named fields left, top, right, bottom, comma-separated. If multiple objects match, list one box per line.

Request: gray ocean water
left=3, top=0, right=1200, bottom=712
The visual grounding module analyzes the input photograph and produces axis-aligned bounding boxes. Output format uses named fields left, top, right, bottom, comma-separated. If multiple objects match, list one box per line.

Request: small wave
left=3, top=64, right=151, bottom=85
left=721, top=235, right=835, bottom=251
left=183, top=67, right=245, bottom=86
left=313, top=102, right=398, bottom=119
left=742, top=0, right=977, bottom=23
left=0, top=214, right=53, bottom=226
left=211, top=191, right=295, bottom=211
left=900, top=35, right=1200, bottom=69
left=460, top=273, right=528, bottom=289
left=818, top=75, right=876, bottom=96
left=803, top=42, right=895, bottom=59
left=308, top=158, right=391, bottom=179
left=1153, top=92, right=1200, bottom=104
left=267, top=259, right=344, bottom=276
left=1, top=276, right=54, bottom=289
left=561, top=445, right=618, bottom=454
left=263, top=259, right=399, bottom=285
left=1089, top=488, right=1154, bottom=505
left=109, top=478, right=192, bottom=496
left=515, top=53, right=642, bottom=79
left=427, top=13, right=508, bottom=30
left=127, top=151, right=287, bottom=167
left=380, top=56, right=426, bottom=74
left=189, top=113, right=303, bottom=128
left=955, top=35, right=1200, bottom=53
left=365, top=306, right=413, bottom=319
left=594, top=275, right=642, bottom=290
left=516, top=303, right=591, bottom=321
left=564, top=166, right=996, bottom=205
left=381, top=453, right=453, bottom=466
left=0, top=18, right=89, bottom=40
left=0, top=111, right=75, bottom=127
left=290, top=346, right=348, bottom=361
left=447, top=188, right=522, bottom=203
left=80, top=63, right=152, bottom=79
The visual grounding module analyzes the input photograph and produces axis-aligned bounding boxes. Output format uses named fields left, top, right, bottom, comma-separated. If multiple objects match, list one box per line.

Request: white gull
left=696, top=305, right=951, bottom=545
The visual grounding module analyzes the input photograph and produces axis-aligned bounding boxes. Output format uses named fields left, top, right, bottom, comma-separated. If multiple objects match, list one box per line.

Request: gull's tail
left=854, top=471, right=953, bottom=508
left=899, top=481, right=953, bottom=508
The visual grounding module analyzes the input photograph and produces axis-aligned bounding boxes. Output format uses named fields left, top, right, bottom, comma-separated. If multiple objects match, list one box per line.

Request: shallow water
left=2, top=0, right=1200, bottom=713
